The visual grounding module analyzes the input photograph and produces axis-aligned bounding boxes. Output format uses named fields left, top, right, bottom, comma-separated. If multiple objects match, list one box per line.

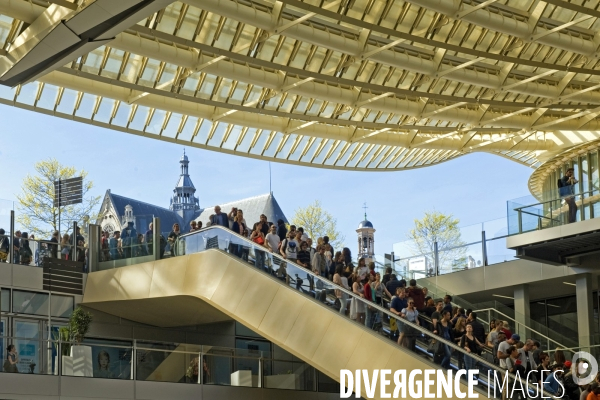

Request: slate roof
left=101, top=192, right=286, bottom=234
left=109, top=193, right=184, bottom=232
left=194, top=193, right=287, bottom=227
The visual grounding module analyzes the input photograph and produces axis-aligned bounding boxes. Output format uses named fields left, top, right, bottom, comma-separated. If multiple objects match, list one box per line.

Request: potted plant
left=68, top=307, right=93, bottom=377
left=69, top=307, right=93, bottom=343
left=52, top=326, right=73, bottom=375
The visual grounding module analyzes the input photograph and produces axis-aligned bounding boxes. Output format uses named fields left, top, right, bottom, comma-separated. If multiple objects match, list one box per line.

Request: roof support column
left=513, top=284, right=530, bottom=339
left=577, top=273, right=594, bottom=349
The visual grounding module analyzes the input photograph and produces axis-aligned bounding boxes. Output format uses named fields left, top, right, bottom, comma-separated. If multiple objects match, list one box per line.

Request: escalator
left=82, top=226, right=548, bottom=400
left=372, top=259, right=578, bottom=349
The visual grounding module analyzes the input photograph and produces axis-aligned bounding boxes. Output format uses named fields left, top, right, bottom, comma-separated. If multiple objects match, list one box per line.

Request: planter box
left=60, top=355, right=73, bottom=376
left=70, top=345, right=92, bottom=377
left=264, top=374, right=300, bottom=390
left=230, top=370, right=258, bottom=387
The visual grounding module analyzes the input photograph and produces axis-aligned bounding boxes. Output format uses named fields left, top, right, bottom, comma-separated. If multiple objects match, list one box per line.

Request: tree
left=16, top=159, right=101, bottom=238
left=290, top=200, right=345, bottom=249
left=407, top=211, right=467, bottom=274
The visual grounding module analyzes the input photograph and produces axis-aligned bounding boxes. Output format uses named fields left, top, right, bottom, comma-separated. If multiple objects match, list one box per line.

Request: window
left=50, top=294, right=74, bottom=318
left=12, top=290, right=48, bottom=316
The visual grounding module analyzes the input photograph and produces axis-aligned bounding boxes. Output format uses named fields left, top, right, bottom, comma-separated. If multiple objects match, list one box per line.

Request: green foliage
left=16, top=158, right=101, bottom=238
left=69, top=306, right=93, bottom=344
left=407, top=211, right=466, bottom=273
left=58, top=327, right=71, bottom=356
left=290, top=200, right=345, bottom=249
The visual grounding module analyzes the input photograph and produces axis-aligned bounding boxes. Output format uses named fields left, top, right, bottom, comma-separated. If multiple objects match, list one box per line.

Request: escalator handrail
left=176, top=226, right=560, bottom=397
left=382, top=261, right=574, bottom=350
left=472, top=308, right=572, bottom=349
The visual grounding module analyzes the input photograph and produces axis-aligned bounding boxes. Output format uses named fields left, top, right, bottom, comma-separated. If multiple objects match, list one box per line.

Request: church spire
left=170, top=150, right=200, bottom=215
left=180, top=148, right=189, bottom=177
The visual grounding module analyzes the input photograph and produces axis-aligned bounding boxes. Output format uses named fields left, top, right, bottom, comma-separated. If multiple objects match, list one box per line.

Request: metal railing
left=175, top=226, right=562, bottom=399
left=510, top=188, right=600, bottom=234
left=0, top=335, right=327, bottom=391
left=473, top=308, right=569, bottom=351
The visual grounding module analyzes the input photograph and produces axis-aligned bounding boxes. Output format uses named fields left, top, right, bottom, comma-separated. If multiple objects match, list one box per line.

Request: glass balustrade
left=175, top=226, right=557, bottom=399
left=507, top=186, right=600, bottom=234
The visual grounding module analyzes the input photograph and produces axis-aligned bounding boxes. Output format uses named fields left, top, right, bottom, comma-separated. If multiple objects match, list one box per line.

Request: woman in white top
left=356, top=257, right=368, bottom=281
left=349, top=274, right=366, bottom=324
left=333, top=264, right=350, bottom=315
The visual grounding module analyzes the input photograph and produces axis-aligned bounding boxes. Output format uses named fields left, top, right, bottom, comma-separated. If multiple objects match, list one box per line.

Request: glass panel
left=13, top=290, right=49, bottom=316
left=0, top=199, right=13, bottom=264
left=50, top=295, right=74, bottom=318
left=1, top=288, right=9, bottom=312
left=265, top=360, right=315, bottom=391
left=13, top=320, right=41, bottom=374
left=60, top=342, right=132, bottom=379
left=136, top=347, right=190, bottom=383
left=235, top=321, right=264, bottom=339
left=173, top=226, right=545, bottom=398
left=506, top=173, right=600, bottom=233
left=0, top=317, right=6, bottom=363
left=592, top=151, right=599, bottom=218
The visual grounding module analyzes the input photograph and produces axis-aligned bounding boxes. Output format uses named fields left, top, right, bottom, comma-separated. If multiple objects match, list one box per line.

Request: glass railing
left=175, top=226, right=559, bottom=399
left=0, top=334, right=334, bottom=392
left=472, top=305, right=578, bottom=350
left=375, top=269, right=577, bottom=352
left=508, top=187, right=600, bottom=234
left=96, top=215, right=158, bottom=265
left=392, top=218, right=516, bottom=279
left=4, top=235, right=87, bottom=270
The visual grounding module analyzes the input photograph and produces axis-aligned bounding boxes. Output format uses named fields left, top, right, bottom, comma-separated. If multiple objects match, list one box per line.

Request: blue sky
left=0, top=104, right=532, bottom=254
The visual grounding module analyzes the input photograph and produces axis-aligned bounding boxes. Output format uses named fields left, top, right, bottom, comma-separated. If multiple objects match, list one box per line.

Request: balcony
left=507, top=188, right=600, bottom=265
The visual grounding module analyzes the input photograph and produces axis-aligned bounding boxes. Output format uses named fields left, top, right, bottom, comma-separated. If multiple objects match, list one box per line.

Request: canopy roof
left=1, top=0, right=600, bottom=170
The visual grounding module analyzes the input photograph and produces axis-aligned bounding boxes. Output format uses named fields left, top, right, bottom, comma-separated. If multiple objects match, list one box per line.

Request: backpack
left=19, top=245, right=32, bottom=263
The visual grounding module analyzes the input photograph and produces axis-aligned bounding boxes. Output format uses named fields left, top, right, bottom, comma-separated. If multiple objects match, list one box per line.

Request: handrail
left=176, top=226, right=560, bottom=398
left=513, top=188, right=598, bottom=211
left=518, top=209, right=559, bottom=222
left=363, top=258, right=576, bottom=352
left=473, top=308, right=570, bottom=349
left=1, top=336, right=323, bottom=364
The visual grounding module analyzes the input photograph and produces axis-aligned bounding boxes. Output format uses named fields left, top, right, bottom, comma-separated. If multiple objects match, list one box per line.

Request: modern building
left=97, top=153, right=288, bottom=235
left=2, top=0, right=600, bottom=399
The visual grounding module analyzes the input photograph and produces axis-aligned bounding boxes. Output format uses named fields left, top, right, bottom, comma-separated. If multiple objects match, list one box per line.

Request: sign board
left=408, top=256, right=428, bottom=271
left=53, top=177, right=83, bottom=207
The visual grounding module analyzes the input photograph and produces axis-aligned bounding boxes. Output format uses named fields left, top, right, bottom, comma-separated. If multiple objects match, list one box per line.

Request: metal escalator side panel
left=82, top=250, right=481, bottom=399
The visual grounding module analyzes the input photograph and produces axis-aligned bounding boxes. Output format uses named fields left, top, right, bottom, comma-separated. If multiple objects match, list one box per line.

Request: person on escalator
left=467, top=312, right=486, bottom=344
left=399, top=297, right=420, bottom=352
left=406, top=279, right=425, bottom=312
left=280, top=231, right=299, bottom=264
left=435, top=310, right=454, bottom=370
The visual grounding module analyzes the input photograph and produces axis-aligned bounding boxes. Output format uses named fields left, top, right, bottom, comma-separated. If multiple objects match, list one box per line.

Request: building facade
left=96, top=153, right=288, bottom=235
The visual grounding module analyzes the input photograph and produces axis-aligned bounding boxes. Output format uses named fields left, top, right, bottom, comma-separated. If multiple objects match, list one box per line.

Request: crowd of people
left=153, top=207, right=589, bottom=399
left=381, top=271, right=589, bottom=399
left=1, top=211, right=588, bottom=397
left=0, top=227, right=86, bottom=266
left=99, top=221, right=164, bottom=261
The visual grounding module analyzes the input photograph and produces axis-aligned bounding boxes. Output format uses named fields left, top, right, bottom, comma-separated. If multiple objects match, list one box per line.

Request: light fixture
left=563, top=282, right=576, bottom=286
left=493, top=294, right=514, bottom=299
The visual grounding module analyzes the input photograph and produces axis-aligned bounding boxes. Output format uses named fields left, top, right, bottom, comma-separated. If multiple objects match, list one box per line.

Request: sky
left=0, top=104, right=533, bottom=254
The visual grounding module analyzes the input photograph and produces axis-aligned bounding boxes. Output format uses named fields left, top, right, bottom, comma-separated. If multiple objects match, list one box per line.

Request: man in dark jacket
left=559, top=168, right=578, bottom=223
left=467, top=312, right=486, bottom=344
left=407, top=279, right=425, bottom=312
left=276, top=219, right=287, bottom=241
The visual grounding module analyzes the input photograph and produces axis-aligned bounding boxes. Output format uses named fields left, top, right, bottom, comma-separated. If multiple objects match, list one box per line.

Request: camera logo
left=572, top=351, right=598, bottom=385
